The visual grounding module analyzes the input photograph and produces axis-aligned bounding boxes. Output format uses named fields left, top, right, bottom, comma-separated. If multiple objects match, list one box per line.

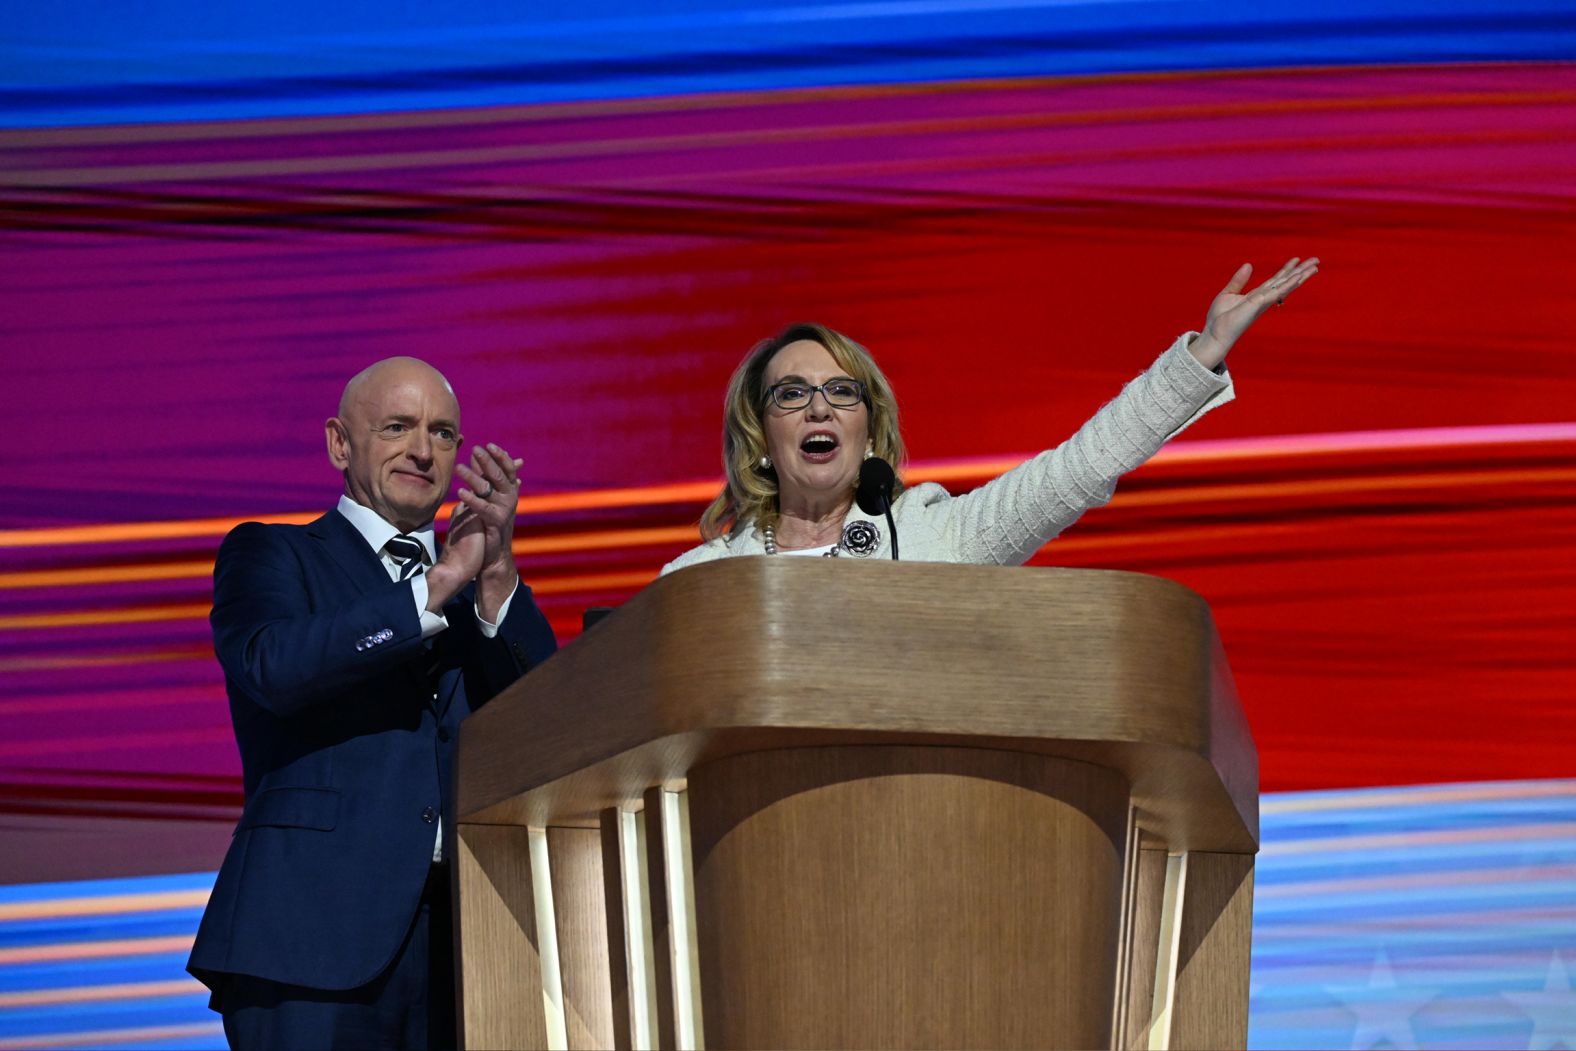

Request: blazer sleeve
left=930, top=334, right=1234, bottom=566
left=210, top=522, right=429, bottom=718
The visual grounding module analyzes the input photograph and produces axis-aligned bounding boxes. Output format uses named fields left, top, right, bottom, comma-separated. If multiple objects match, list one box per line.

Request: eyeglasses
left=764, top=377, right=867, bottom=411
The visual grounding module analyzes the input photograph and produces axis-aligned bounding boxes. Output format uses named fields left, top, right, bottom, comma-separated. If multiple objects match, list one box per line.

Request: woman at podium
left=662, top=257, right=1317, bottom=573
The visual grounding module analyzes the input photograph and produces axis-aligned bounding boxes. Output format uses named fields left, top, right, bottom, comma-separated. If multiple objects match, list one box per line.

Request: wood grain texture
left=1166, top=852, right=1255, bottom=1051
left=455, top=824, right=548, bottom=1051
left=546, top=827, right=616, bottom=1050
left=687, top=746, right=1129, bottom=1050
left=457, top=560, right=1257, bottom=854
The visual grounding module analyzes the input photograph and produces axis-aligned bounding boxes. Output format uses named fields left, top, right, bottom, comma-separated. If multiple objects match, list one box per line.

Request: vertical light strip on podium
left=660, top=789, right=705, bottom=1051
left=1113, top=806, right=1142, bottom=1046
left=1148, top=852, right=1188, bottom=1051
left=527, top=827, right=570, bottom=1050
left=617, top=807, right=658, bottom=1049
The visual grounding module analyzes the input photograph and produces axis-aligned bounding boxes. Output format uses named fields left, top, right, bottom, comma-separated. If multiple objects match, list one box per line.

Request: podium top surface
left=459, top=558, right=1259, bottom=852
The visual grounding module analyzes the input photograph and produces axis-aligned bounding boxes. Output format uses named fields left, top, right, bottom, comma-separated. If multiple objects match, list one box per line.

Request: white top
left=663, top=333, right=1232, bottom=572
left=779, top=543, right=839, bottom=557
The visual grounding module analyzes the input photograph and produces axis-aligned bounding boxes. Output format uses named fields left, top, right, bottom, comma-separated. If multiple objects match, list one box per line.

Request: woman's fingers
left=1220, top=262, right=1253, bottom=296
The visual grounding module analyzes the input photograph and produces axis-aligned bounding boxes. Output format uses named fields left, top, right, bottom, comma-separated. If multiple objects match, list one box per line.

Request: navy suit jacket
left=187, top=509, right=557, bottom=992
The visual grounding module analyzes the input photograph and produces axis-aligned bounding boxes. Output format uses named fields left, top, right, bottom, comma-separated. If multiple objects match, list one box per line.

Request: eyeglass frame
left=762, top=376, right=869, bottom=412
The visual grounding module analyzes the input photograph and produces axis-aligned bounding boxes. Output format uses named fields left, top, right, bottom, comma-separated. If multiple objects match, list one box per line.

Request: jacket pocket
left=240, top=786, right=340, bottom=831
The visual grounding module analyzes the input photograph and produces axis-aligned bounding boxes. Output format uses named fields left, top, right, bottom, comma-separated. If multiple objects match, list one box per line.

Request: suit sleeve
left=210, top=522, right=429, bottom=718
left=455, top=581, right=558, bottom=706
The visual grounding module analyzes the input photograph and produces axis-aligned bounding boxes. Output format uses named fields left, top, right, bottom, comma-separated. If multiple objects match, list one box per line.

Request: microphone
left=855, top=457, right=894, bottom=515
left=855, top=457, right=900, bottom=560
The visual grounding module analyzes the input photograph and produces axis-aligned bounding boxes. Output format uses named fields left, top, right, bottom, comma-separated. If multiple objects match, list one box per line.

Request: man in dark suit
left=187, top=357, right=558, bottom=1050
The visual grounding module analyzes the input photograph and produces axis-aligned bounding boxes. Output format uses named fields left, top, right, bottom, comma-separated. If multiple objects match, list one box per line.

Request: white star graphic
left=1503, top=951, right=1576, bottom=1051
left=1327, top=950, right=1439, bottom=1051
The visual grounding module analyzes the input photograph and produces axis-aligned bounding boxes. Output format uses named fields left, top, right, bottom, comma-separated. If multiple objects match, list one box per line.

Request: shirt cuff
left=410, top=575, right=449, bottom=639
left=476, top=581, right=518, bottom=638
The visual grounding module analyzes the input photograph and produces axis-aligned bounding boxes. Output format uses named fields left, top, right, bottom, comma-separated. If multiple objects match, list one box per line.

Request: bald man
left=188, top=358, right=558, bottom=1050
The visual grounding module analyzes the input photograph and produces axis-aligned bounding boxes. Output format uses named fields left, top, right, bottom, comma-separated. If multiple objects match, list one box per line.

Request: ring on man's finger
left=478, top=483, right=494, bottom=499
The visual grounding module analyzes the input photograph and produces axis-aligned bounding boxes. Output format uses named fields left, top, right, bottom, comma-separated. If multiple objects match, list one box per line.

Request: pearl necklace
left=762, top=524, right=841, bottom=557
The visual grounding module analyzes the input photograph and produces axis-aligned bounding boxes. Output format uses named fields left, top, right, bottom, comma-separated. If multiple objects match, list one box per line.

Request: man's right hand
left=423, top=501, right=485, bottom=611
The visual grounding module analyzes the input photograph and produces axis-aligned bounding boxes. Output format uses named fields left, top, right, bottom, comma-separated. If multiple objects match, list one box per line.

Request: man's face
left=326, top=360, right=462, bottom=532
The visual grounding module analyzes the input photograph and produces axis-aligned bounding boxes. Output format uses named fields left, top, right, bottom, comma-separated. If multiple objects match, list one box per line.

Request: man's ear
left=325, top=417, right=350, bottom=470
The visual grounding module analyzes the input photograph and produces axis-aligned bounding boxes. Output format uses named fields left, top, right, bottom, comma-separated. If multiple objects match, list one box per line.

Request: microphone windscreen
left=855, top=456, right=896, bottom=515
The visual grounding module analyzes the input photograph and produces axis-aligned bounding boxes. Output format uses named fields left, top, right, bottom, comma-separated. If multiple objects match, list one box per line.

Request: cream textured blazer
left=662, top=333, right=1232, bottom=573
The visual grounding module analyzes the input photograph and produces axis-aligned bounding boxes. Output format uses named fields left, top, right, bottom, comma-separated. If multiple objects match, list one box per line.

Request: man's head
left=326, top=357, right=462, bottom=533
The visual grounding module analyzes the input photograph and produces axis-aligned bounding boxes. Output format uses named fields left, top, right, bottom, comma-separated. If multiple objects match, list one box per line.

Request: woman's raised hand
left=1188, top=257, right=1319, bottom=371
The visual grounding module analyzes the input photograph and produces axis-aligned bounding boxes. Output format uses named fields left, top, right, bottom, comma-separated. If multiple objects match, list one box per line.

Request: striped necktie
left=385, top=535, right=427, bottom=580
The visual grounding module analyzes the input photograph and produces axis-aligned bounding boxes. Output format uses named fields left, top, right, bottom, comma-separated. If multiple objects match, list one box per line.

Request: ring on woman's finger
left=1276, top=296, right=1285, bottom=306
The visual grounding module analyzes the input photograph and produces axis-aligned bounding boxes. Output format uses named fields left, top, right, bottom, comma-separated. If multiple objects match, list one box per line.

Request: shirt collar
left=335, top=494, right=437, bottom=564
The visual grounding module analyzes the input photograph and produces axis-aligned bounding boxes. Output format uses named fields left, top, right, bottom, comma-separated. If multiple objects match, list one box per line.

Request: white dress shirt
left=335, top=495, right=514, bottom=637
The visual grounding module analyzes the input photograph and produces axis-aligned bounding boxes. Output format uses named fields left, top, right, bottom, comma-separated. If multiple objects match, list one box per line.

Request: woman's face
left=762, top=339, right=871, bottom=511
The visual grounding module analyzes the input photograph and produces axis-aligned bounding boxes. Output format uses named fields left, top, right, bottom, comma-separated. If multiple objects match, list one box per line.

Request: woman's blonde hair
left=699, top=322, right=905, bottom=540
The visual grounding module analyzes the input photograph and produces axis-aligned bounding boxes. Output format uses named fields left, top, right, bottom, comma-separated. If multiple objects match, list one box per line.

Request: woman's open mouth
left=799, top=431, right=839, bottom=464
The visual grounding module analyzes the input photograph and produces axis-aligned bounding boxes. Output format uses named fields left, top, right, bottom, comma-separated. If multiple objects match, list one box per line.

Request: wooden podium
left=452, top=558, right=1258, bottom=1050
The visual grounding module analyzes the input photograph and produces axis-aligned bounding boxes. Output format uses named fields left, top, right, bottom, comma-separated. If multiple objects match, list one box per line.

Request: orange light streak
left=4, top=464, right=1573, bottom=601
left=0, top=516, right=1419, bottom=637
left=0, top=560, right=214, bottom=589
left=0, top=575, right=666, bottom=630
left=0, top=512, right=319, bottom=549
left=0, top=1021, right=222, bottom=1050
left=3, top=425, right=1573, bottom=553
left=2, top=463, right=1573, bottom=630
left=0, top=480, right=718, bottom=549
left=0, top=889, right=209, bottom=921
left=0, top=647, right=211, bottom=672
left=0, top=978, right=205, bottom=1009
left=530, top=570, right=660, bottom=596
left=512, top=524, right=698, bottom=555
left=0, top=603, right=212, bottom=631
left=0, top=934, right=193, bottom=965
left=0, top=524, right=697, bottom=590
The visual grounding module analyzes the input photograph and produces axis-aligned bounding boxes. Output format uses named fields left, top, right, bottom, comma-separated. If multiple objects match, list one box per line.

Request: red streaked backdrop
left=3, top=63, right=1576, bottom=854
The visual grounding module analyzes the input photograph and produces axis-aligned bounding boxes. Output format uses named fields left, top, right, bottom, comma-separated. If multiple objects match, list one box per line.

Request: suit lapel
left=306, top=510, right=391, bottom=595
left=313, top=508, right=458, bottom=718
